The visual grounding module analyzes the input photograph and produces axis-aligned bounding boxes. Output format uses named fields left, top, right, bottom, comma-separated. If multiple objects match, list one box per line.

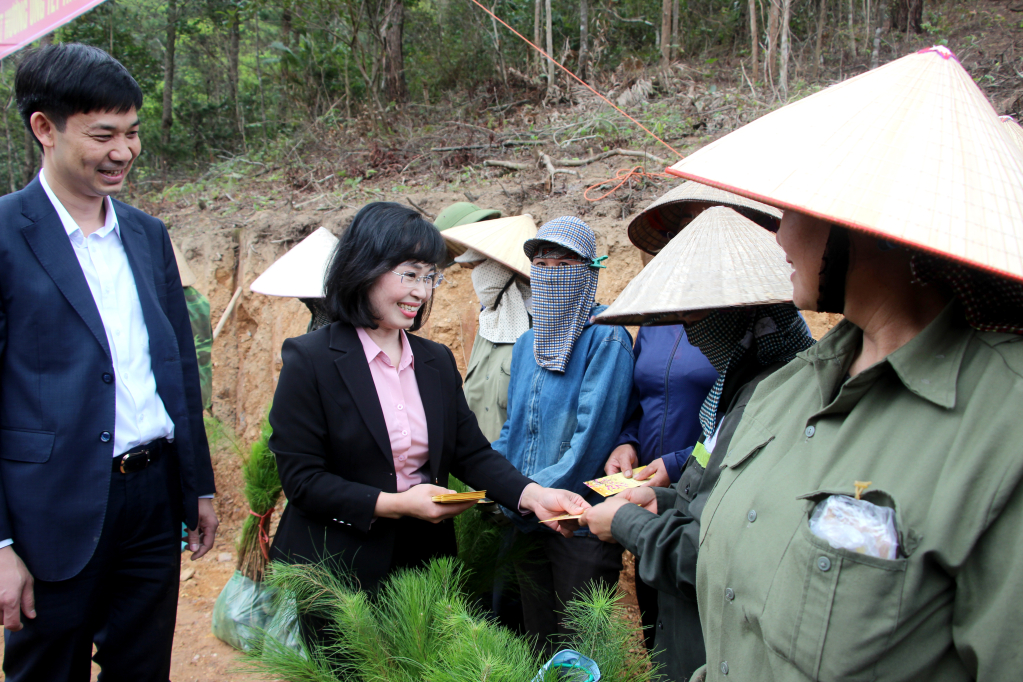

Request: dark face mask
left=684, top=308, right=752, bottom=374
left=817, top=226, right=850, bottom=314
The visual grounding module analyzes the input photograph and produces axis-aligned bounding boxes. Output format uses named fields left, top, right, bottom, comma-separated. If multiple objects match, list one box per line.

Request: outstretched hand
left=633, top=457, right=670, bottom=488
left=579, top=487, right=659, bottom=543
left=519, top=483, right=591, bottom=537
left=604, top=444, right=639, bottom=477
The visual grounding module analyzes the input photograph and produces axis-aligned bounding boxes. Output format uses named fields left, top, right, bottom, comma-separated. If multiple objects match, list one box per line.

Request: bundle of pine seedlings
left=237, top=414, right=283, bottom=582
left=243, top=556, right=661, bottom=682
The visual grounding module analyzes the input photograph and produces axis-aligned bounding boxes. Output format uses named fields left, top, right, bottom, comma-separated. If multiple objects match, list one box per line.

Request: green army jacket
left=694, top=303, right=1023, bottom=682
left=463, top=333, right=515, bottom=442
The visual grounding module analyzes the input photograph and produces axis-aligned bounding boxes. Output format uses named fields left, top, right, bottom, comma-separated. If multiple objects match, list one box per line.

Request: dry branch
left=555, top=148, right=670, bottom=167
left=483, top=159, right=530, bottom=170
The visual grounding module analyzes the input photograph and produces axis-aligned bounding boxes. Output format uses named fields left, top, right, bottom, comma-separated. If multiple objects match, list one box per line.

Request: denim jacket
left=493, top=305, right=635, bottom=531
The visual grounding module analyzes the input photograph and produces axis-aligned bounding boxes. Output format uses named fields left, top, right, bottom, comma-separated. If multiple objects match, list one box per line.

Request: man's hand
left=604, top=443, right=639, bottom=477
left=187, top=498, right=219, bottom=561
left=376, top=485, right=476, bottom=523
left=519, top=483, right=591, bottom=537
left=634, top=457, right=670, bottom=488
left=0, top=546, right=34, bottom=631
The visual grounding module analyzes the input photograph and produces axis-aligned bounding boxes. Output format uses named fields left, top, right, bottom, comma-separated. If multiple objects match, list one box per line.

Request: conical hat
left=1001, top=116, right=1023, bottom=153
left=595, top=207, right=793, bottom=325
left=171, top=241, right=197, bottom=288
left=250, top=227, right=339, bottom=298
left=628, top=181, right=781, bottom=254
left=442, top=214, right=537, bottom=278
left=666, top=46, right=1023, bottom=283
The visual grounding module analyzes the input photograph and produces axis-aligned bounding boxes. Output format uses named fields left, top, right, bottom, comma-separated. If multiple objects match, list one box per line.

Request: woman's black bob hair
left=324, top=202, right=446, bottom=332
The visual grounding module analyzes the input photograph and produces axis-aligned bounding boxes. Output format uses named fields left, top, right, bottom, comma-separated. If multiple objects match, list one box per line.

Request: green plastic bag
left=212, top=570, right=276, bottom=651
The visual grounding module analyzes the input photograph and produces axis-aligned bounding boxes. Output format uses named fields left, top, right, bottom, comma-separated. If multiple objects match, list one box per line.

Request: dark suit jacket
left=269, top=322, right=533, bottom=588
left=0, top=178, right=215, bottom=582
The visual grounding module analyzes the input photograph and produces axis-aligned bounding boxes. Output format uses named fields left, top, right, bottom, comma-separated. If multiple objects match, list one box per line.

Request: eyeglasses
left=392, top=270, right=444, bottom=289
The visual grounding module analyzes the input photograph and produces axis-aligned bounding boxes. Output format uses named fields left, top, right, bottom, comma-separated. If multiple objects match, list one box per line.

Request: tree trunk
left=227, top=8, right=240, bottom=107
left=889, top=0, right=923, bottom=33
left=848, top=0, right=856, bottom=56
left=863, top=0, right=871, bottom=55
left=281, top=3, right=292, bottom=81
left=382, top=0, right=409, bottom=104
left=161, top=0, right=176, bottom=148
left=533, top=0, right=542, bottom=74
left=660, top=0, right=672, bottom=64
left=545, top=0, right=554, bottom=87
left=765, top=0, right=780, bottom=84
left=671, top=0, right=680, bottom=59
left=813, top=0, right=826, bottom=79
left=490, top=2, right=508, bottom=87
left=779, top=0, right=791, bottom=96
left=749, top=0, right=759, bottom=75
left=579, top=0, right=589, bottom=80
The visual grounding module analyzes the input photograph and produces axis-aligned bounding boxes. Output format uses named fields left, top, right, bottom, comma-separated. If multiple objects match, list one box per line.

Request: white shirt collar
left=38, top=170, right=119, bottom=240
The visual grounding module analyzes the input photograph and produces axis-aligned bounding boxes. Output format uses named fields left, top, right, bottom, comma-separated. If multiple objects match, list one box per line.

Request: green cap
left=433, top=202, right=502, bottom=231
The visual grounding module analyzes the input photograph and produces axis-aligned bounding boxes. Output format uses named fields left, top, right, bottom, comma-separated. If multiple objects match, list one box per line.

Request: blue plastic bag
left=533, top=649, right=601, bottom=682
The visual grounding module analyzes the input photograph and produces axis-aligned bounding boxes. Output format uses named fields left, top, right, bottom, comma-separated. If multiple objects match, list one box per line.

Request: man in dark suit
left=0, top=43, right=218, bottom=680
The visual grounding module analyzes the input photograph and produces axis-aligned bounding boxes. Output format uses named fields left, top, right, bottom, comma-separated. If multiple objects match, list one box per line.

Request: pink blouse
left=356, top=328, right=430, bottom=492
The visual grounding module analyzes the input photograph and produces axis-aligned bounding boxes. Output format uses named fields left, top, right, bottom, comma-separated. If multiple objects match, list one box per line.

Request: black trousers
left=514, top=531, right=623, bottom=659
left=3, top=450, right=183, bottom=682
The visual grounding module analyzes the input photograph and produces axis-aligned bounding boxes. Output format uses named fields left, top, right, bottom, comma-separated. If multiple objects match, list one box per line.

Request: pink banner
left=0, top=0, right=108, bottom=60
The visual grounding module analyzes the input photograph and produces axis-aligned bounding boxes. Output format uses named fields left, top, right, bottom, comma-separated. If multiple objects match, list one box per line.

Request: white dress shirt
left=39, top=171, right=176, bottom=457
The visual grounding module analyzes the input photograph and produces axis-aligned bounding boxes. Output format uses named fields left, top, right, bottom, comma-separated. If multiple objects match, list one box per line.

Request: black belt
left=113, top=438, right=167, bottom=474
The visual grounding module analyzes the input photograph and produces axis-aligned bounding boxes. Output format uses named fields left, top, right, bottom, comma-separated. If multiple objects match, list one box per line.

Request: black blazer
left=268, top=322, right=532, bottom=587
left=0, top=178, right=215, bottom=582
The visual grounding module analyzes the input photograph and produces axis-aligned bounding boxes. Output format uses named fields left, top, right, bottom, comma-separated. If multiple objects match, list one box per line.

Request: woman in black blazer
left=268, top=202, right=587, bottom=595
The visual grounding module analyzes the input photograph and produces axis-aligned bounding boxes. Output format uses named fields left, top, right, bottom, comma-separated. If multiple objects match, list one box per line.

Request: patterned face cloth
left=471, top=259, right=531, bottom=344
left=687, top=303, right=814, bottom=438
left=526, top=217, right=604, bottom=373
left=911, top=252, right=1023, bottom=335
left=530, top=263, right=597, bottom=372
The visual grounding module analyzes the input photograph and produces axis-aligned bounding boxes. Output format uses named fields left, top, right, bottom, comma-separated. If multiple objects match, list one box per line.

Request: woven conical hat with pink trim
left=595, top=206, right=793, bottom=325
left=1001, top=116, right=1023, bottom=153
left=667, top=46, right=1023, bottom=283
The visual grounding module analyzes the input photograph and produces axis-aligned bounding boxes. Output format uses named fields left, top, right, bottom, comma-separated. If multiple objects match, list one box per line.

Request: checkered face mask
left=530, top=262, right=598, bottom=373
left=687, top=304, right=813, bottom=438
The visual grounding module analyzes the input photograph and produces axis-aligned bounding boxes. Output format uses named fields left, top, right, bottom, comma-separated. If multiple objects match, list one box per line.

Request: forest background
left=1, top=0, right=1018, bottom=194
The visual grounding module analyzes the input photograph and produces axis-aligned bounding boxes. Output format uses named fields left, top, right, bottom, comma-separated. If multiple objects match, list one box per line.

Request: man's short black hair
left=324, top=202, right=446, bottom=332
left=15, top=43, right=143, bottom=149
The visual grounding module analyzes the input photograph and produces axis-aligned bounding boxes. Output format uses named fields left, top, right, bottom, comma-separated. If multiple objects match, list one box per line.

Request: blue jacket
left=0, top=178, right=215, bottom=582
left=615, top=325, right=717, bottom=482
left=493, top=305, right=634, bottom=531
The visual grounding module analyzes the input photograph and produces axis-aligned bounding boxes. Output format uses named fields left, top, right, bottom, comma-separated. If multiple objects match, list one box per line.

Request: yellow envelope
left=541, top=513, right=583, bottom=523
left=584, top=466, right=648, bottom=496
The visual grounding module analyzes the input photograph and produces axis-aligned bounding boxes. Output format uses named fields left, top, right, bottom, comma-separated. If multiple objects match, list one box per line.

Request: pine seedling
left=561, top=583, right=663, bottom=682
left=237, top=412, right=283, bottom=581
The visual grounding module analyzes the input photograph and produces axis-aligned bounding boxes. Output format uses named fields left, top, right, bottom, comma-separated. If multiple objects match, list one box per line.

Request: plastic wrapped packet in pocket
left=809, top=495, right=898, bottom=560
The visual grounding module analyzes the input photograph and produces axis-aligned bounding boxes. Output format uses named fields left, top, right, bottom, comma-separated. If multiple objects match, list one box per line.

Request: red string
left=584, top=166, right=672, bottom=202
left=249, top=508, right=274, bottom=561
left=465, top=0, right=685, bottom=161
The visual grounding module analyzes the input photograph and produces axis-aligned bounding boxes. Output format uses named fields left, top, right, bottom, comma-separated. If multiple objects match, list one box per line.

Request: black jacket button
left=102, top=373, right=113, bottom=384
left=100, top=431, right=112, bottom=443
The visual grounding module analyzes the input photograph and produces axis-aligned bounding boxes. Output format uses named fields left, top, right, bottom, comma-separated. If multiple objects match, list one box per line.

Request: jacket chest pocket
left=760, top=518, right=907, bottom=681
